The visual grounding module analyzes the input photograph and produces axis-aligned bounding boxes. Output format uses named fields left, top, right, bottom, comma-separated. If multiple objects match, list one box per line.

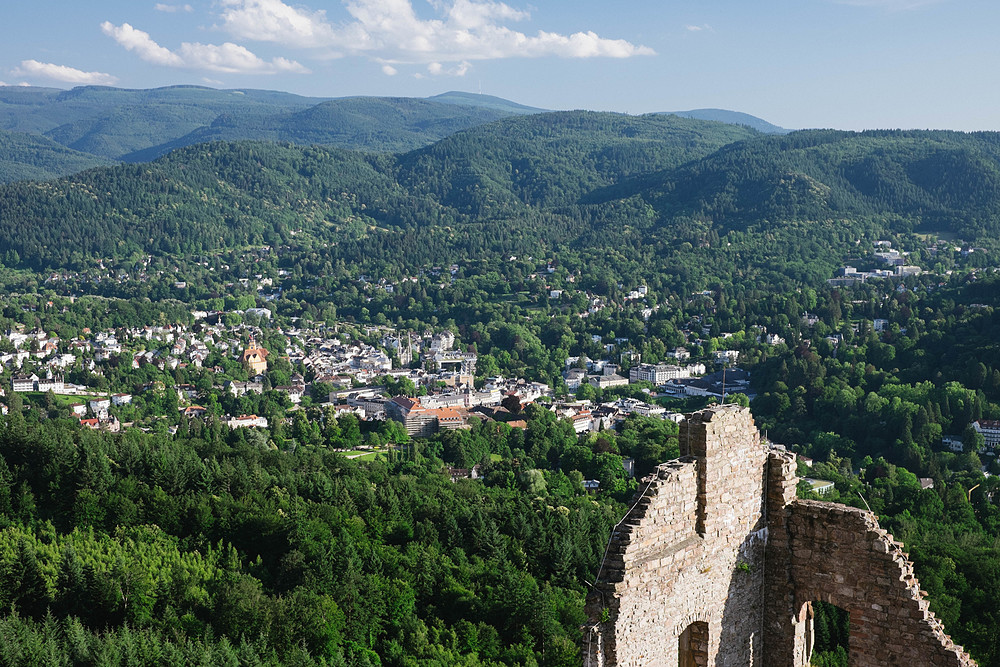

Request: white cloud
left=381, top=64, right=398, bottom=75
left=426, top=60, right=470, bottom=76
left=101, top=22, right=184, bottom=67
left=154, top=3, right=194, bottom=12
left=218, top=0, right=655, bottom=64
left=685, top=24, right=713, bottom=32
left=219, top=0, right=338, bottom=49
left=101, top=21, right=309, bottom=73
left=12, top=60, right=118, bottom=85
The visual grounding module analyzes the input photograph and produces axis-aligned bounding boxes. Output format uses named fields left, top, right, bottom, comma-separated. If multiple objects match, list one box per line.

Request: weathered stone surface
left=583, top=405, right=976, bottom=667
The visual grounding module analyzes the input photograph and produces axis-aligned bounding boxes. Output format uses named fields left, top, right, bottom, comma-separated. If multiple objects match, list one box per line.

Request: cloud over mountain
left=12, top=60, right=118, bottom=85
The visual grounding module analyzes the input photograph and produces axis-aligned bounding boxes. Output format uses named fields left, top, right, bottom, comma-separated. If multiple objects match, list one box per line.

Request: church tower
left=241, top=335, right=269, bottom=376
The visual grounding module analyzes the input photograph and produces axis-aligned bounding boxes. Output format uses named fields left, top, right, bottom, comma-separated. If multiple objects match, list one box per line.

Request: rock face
left=583, top=404, right=976, bottom=667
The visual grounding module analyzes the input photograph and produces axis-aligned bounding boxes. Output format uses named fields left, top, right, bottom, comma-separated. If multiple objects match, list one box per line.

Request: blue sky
left=1, top=0, right=995, bottom=131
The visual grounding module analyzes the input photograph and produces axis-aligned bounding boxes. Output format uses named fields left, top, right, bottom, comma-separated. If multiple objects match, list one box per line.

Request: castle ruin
left=583, top=404, right=976, bottom=666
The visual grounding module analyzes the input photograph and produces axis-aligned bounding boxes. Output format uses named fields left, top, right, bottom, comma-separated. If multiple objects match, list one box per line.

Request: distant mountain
left=427, top=91, right=545, bottom=115
left=394, top=111, right=760, bottom=211
left=0, top=85, right=550, bottom=175
left=658, top=109, right=789, bottom=134
left=0, top=111, right=761, bottom=269
left=124, top=96, right=535, bottom=161
left=0, top=85, right=324, bottom=159
left=642, top=129, right=1000, bottom=239
left=5, top=111, right=1000, bottom=291
left=0, top=130, right=110, bottom=183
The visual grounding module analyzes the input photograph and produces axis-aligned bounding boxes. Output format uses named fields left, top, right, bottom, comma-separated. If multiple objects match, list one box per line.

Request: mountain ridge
left=3, top=112, right=1000, bottom=275
left=657, top=108, right=789, bottom=134
left=0, top=84, right=788, bottom=183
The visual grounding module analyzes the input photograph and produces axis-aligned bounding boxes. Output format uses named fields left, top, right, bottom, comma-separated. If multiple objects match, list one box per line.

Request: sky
left=1, top=0, right=997, bottom=131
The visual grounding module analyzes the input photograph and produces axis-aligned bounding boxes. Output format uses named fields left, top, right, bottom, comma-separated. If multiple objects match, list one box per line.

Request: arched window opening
left=799, top=601, right=850, bottom=666
left=678, top=621, right=708, bottom=667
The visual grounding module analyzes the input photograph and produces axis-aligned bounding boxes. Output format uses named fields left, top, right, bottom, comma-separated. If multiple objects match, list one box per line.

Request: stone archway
left=678, top=621, right=708, bottom=667
left=793, top=600, right=849, bottom=667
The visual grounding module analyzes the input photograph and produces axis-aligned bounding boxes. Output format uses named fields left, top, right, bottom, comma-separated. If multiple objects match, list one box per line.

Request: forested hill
left=640, top=128, right=1000, bottom=239
left=657, top=108, right=789, bottom=134
left=394, top=111, right=760, bottom=211
left=0, top=112, right=758, bottom=270
left=0, top=85, right=544, bottom=171
left=0, top=85, right=322, bottom=161
left=124, top=96, right=533, bottom=162
left=5, top=113, right=1000, bottom=274
left=0, top=130, right=110, bottom=183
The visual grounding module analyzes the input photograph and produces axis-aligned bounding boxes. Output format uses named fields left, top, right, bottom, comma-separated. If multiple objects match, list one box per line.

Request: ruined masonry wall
left=764, top=445, right=976, bottom=667
left=585, top=405, right=977, bottom=667
left=584, top=405, right=768, bottom=667
left=784, top=501, right=975, bottom=666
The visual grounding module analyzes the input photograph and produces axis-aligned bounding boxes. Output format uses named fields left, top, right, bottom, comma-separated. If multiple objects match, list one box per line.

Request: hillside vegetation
left=0, top=112, right=759, bottom=270
left=0, top=130, right=109, bottom=183
left=125, top=96, right=529, bottom=161
left=3, top=112, right=1000, bottom=275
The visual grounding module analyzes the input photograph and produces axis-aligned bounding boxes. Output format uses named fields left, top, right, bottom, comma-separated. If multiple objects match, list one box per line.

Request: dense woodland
left=0, top=403, right=645, bottom=665
left=1, top=106, right=1000, bottom=664
left=0, top=131, right=109, bottom=183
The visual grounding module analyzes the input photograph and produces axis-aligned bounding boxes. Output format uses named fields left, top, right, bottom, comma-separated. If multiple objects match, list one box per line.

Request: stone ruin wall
left=584, top=404, right=977, bottom=667
left=584, top=405, right=769, bottom=666
left=765, top=451, right=977, bottom=666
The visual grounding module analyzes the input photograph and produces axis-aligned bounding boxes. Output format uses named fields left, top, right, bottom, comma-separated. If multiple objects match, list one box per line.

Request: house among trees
left=36, top=375, right=64, bottom=392
left=386, top=397, right=439, bottom=438
left=226, top=414, right=269, bottom=429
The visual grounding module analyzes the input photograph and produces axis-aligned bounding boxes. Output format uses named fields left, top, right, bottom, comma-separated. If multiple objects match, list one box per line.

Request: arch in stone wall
left=677, top=621, right=709, bottom=667
left=789, top=589, right=867, bottom=666
left=791, top=599, right=851, bottom=667
left=796, top=602, right=815, bottom=666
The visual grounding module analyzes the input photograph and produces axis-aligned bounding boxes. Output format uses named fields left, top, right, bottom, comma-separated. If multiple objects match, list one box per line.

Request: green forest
left=0, top=399, right=684, bottom=665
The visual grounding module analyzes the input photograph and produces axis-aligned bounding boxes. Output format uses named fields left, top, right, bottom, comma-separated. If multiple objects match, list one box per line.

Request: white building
left=973, top=420, right=1000, bottom=451
left=714, top=350, right=740, bottom=365
left=226, top=414, right=269, bottom=429
left=111, top=393, right=133, bottom=406
left=589, top=374, right=629, bottom=389
left=629, top=363, right=706, bottom=384
left=11, top=375, right=38, bottom=392
left=666, top=347, right=690, bottom=361
left=36, top=376, right=64, bottom=393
